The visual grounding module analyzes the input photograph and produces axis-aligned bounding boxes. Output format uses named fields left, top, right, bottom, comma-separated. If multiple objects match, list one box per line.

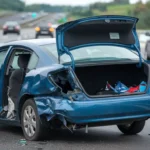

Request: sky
left=25, top=0, right=149, bottom=5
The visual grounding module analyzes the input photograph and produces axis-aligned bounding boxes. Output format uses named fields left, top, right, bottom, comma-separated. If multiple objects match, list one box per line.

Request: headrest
left=18, top=54, right=31, bottom=68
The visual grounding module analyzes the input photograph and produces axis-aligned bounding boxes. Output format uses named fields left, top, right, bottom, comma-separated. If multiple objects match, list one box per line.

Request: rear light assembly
left=3, top=25, right=7, bottom=30
left=49, top=27, right=54, bottom=32
left=15, top=26, right=20, bottom=30
left=35, top=27, right=40, bottom=32
left=48, top=23, right=52, bottom=27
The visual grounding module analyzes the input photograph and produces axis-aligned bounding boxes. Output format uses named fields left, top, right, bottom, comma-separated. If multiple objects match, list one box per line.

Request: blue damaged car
left=0, top=15, right=150, bottom=141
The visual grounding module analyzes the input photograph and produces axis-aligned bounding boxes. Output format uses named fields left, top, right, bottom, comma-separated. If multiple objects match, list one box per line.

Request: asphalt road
left=0, top=120, right=150, bottom=150
left=0, top=12, right=36, bottom=26
left=0, top=13, right=61, bottom=43
left=0, top=28, right=55, bottom=44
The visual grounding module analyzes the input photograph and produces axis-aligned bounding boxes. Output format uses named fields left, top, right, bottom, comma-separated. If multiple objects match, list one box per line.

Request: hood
left=56, top=15, right=142, bottom=68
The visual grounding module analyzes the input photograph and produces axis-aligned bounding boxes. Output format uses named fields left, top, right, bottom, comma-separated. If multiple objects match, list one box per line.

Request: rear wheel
left=3, top=32, right=6, bottom=35
left=117, top=120, right=145, bottom=135
left=21, top=99, right=47, bottom=141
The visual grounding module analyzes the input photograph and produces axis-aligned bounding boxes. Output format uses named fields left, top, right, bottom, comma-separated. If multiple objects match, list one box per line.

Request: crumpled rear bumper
left=34, top=94, right=150, bottom=124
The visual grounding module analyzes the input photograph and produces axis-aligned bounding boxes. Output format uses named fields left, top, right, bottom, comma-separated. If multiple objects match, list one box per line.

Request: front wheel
left=21, top=99, right=46, bottom=141
left=117, top=120, right=145, bottom=135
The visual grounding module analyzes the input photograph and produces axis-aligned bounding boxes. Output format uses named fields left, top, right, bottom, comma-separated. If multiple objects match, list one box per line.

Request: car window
left=41, top=44, right=139, bottom=63
left=28, top=53, right=39, bottom=70
left=5, top=21, right=18, bottom=26
left=0, top=47, right=9, bottom=67
left=12, top=55, right=19, bottom=69
left=40, top=44, right=59, bottom=63
left=11, top=51, right=31, bottom=69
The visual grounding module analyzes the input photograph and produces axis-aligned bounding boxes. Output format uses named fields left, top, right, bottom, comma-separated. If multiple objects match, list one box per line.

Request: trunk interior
left=75, top=63, right=148, bottom=96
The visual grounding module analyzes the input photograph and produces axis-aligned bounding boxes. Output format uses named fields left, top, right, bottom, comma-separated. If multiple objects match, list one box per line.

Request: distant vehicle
left=35, top=22, right=54, bottom=38
left=21, top=14, right=26, bottom=20
left=145, top=40, right=150, bottom=60
left=139, top=32, right=150, bottom=59
left=139, top=32, right=150, bottom=43
left=3, top=21, right=20, bottom=35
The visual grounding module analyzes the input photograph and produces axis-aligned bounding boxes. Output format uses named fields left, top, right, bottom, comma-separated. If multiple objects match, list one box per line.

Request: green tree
left=90, top=2, right=107, bottom=12
left=113, top=0, right=129, bottom=4
left=0, top=0, right=25, bottom=11
left=129, top=1, right=150, bottom=28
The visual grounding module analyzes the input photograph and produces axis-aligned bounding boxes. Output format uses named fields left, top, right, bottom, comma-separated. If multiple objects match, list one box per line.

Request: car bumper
left=34, top=94, right=150, bottom=124
left=36, top=31, right=53, bottom=35
left=4, top=30, right=19, bottom=33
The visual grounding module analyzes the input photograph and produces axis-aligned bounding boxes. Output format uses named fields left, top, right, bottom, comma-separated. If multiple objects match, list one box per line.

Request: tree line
left=0, top=0, right=129, bottom=12
left=0, top=0, right=25, bottom=11
left=0, top=0, right=150, bottom=29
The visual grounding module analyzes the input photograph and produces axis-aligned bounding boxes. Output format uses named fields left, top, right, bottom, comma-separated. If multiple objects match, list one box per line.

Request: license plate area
left=8, top=27, right=14, bottom=30
left=41, top=31, right=49, bottom=34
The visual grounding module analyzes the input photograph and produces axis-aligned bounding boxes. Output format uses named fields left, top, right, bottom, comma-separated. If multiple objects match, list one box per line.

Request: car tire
left=17, top=32, right=20, bottom=35
left=35, top=35, right=38, bottom=39
left=50, top=34, right=54, bottom=38
left=3, top=32, right=6, bottom=35
left=117, top=120, right=145, bottom=135
left=21, top=99, right=47, bottom=141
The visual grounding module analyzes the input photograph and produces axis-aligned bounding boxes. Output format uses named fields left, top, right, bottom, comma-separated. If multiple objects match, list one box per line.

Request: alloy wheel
left=23, top=106, right=36, bottom=137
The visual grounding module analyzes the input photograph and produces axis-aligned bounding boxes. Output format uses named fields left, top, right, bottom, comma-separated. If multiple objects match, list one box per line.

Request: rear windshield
left=5, top=22, right=18, bottom=26
left=40, top=44, right=139, bottom=63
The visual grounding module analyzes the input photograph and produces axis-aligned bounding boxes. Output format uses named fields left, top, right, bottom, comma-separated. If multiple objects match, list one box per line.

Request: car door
left=0, top=46, right=10, bottom=112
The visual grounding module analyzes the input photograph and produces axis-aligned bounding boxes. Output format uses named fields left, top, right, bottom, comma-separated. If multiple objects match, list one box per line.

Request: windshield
left=5, top=22, right=18, bottom=26
left=41, top=44, right=139, bottom=63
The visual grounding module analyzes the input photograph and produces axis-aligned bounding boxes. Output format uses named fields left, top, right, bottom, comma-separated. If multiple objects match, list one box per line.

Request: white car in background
left=139, top=32, right=150, bottom=42
left=139, top=32, right=150, bottom=59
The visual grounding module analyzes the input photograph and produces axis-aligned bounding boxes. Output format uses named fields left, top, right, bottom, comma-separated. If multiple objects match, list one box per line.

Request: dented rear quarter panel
left=19, top=64, right=64, bottom=96
left=16, top=63, right=66, bottom=122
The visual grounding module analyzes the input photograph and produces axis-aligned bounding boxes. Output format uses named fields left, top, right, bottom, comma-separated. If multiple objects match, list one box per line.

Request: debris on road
left=19, top=139, right=27, bottom=146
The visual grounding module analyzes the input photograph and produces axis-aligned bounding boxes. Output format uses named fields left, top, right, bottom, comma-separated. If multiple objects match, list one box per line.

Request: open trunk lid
left=56, top=15, right=141, bottom=67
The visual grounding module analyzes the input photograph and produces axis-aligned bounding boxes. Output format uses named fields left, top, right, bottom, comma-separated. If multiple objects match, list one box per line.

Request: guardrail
left=0, top=13, right=49, bottom=29
left=20, top=13, right=49, bottom=28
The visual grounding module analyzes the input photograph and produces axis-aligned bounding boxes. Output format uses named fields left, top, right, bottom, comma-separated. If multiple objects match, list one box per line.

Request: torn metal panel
left=19, top=64, right=64, bottom=97
left=34, top=97, right=54, bottom=115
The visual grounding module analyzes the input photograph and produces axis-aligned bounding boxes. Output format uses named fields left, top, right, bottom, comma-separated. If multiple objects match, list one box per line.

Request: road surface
left=0, top=120, right=150, bottom=150
left=0, top=13, right=61, bottom=43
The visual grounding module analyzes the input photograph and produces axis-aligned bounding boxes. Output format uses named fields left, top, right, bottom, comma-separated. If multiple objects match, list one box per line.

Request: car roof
left=1, top=38, right=57, bottom=65
left=5, top=21, right=18, bottom=25
left=2, top=38, right=56, bottom=47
